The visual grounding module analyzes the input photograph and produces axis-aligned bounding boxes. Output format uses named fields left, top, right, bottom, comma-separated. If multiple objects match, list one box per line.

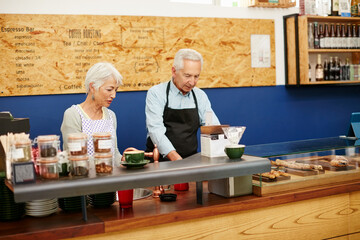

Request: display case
left=284, top=14, right=360, bottom=86
left=246, top=137, right=360, bottom=196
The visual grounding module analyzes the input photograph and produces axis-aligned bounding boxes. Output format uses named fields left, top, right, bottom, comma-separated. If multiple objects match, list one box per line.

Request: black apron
left=146, top=81, right=200, bottom=162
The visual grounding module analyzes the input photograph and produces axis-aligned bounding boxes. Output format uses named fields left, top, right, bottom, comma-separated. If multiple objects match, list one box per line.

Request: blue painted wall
left=1, top=85, right=360, bottom=153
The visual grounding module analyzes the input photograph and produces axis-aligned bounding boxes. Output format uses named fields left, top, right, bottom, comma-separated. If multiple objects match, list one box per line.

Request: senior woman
left=60, top=62, right=122, bottom=160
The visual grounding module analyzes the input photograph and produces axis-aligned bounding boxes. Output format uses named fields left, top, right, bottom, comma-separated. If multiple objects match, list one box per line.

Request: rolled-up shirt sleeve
left=145, top=85, right=175, bottom=157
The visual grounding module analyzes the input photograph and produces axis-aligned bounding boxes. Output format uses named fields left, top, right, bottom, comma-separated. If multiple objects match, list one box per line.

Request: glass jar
left=92, top=132, right=112, bottom=153
left=69, top=155, right=89, bottom=177
left=94, top=153, right=113, bottom=174
left=67, top=133, right=88, bottom=156
left=11, top=139, right=32, bottom=162
left=37, top=135, right=59, bottom=158
left=38, top=158, right=59, bottom=180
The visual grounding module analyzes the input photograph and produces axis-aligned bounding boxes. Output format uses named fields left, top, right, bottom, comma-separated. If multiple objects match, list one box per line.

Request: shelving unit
left=284, top=14, right=360, bottom=86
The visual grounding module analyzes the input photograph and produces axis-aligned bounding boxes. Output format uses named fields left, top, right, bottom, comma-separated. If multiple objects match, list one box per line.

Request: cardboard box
left=200, top=134, right=230, bottom=157
left=208, top=175, right=253, bottom=197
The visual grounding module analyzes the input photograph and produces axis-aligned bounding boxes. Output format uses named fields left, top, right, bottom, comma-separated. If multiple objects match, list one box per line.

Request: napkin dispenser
left=200, top=125, right=230, bottom=157
left=208, top=175, right=253, bottom=198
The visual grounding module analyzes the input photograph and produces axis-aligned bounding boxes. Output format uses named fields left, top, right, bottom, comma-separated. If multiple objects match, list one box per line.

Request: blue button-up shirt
left=145, top=80, right=220, bottom=157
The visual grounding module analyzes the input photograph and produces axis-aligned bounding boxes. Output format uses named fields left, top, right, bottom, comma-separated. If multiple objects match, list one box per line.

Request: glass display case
left=246, top=137, right=360, bottom=196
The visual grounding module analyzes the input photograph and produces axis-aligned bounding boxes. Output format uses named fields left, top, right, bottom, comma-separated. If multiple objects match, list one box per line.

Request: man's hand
left=166, top=150, right=183, bottom=161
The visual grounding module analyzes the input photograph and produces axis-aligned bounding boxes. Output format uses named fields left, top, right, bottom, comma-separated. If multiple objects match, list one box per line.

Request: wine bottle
left=308, top=23, right=314, bottom=49
left=329, top=56, right=335, bottom=80
left=314, top=22, right=320, bottom=49
left=341, top=24, right=347, bottom=49
left=324, top=59, right=329, bottom=80
left=347, top=24, right=352, bottom=49
left=324, top=24, right=330, bottom=48
left=315, top=54, right=324, bottom=81
left=332, top=0, right=340, bottom=15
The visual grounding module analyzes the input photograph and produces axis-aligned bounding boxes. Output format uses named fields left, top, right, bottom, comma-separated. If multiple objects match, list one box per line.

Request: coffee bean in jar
left=68, top=155, right=89, bottom=177
left=94, top=153, right=113, bottom=174
left=92, top=132, right=112, bottom=153
left=38, top=158, right=59, bottom=180
left=37, top=135, right=59, bottom=158
left=67, top=132, right=88, bottom=156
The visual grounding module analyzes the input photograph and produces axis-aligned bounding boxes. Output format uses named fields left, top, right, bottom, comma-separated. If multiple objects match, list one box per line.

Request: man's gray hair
left=84, top=62, right=123, bottom=93
left=173, top=49, right=203, bottom=71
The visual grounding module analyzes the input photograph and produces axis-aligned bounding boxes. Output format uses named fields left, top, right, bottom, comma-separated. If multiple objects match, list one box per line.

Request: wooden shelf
left=306, top=80, right=360, bottom=85
left=248, top=0, right=296, bottom=8
left=308, top=49, right=360, bottom=53
left=305, top=15, right=360, bottom=23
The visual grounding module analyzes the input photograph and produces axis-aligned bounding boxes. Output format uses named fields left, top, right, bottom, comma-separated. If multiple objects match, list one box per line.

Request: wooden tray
left=295, top=156, right=357, bottom=171
left=285, top=168, right=325, bottom=176
left=252, top=174, right=291, bottom=182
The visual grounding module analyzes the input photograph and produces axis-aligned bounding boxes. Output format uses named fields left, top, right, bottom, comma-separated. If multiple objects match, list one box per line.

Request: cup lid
left=68, top=155, right=89, bottom=161
left=38, top=157, right=58, bottom=164
left=94, top=153, right=113, bottom=159
left=14, top=139, right=31, bottom=145
left=37, top=135, right=59, bottom=142
left=68, top=132, right=87, bottom=140
left=92, top=132, right=111, bottom=138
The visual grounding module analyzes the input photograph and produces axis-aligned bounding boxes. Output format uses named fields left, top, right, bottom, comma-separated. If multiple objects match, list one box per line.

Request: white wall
left=0, top=0, right=299, bottom=85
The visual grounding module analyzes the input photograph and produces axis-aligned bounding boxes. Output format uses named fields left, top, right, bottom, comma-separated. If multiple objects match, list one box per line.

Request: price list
left=0, top=14, right=276, bottom=96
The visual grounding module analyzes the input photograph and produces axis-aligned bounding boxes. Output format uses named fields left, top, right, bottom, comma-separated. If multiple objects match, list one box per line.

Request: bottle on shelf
left=324, top=59, right=329, bottom=80
left=334, top=56, right=341, bottom=80
left=341, top=58, right=349, bottom=80
left=347, top=24, right=352, bottom=49
left=345, top=58, right=350, bottom=80
left=322, top=0, right=330, bottom=16
left=315, top=54, right=324, bottom=81
left=351, top=0, right=358, bottom=17
left=341, top=24, right=347, bottom=49
left=324, top=23, right=330, bottom=48
left=309, top=64, right=312, bottom=82
left=319, top=24, right=324, bottom=48
left=332, top=0, right=340, bottom=15
left=308, top=23, right=314, bottom=49
left=335, top=24, right=341, bottom=48
left=352, top=24, right=357, bottom=48
left=329, top=56, right=335, bottom=80
left=357, top=25, right=360, bottom=48
left=330, top=23, right=336, bottom=49
left=314, top=22, right=320, bottom=49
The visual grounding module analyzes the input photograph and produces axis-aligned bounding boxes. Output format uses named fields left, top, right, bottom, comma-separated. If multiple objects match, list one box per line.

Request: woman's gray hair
left=173, top=49, right=203, bottom=71
left=84, top=62, right=123, bottom=93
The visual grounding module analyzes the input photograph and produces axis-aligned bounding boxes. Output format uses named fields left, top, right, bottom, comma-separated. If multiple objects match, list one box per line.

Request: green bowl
left=224, top=144, right=245, bottom=159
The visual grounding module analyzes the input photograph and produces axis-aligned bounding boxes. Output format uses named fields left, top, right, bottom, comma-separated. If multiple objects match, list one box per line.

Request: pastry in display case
left=248, top=137, right=360, bottom=196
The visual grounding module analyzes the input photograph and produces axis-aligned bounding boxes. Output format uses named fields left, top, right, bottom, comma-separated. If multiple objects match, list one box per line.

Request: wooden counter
left=1, top=179, right=360, bottom=240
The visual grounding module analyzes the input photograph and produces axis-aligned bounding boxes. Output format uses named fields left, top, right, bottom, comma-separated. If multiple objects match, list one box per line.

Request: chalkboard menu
left=0, top=14, right=275, bottom=96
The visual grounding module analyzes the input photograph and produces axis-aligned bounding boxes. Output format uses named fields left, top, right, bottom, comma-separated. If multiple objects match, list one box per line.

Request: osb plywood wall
left=0, top=14, right=275, bottom=96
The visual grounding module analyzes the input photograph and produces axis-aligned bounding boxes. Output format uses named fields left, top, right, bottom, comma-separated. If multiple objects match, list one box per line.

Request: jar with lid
left=69, top=155, right=89, bottom=177
left=67, top=133, right=88, bottom=156
left=94, top=153, right=113, bottom=175
left=37, top=135, right=60, bottom=158
left=92, top=132, right=112, bottom=153
left=38, top=158, right=59, bottom=180
left=11, top=139, right=32, bottom=162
